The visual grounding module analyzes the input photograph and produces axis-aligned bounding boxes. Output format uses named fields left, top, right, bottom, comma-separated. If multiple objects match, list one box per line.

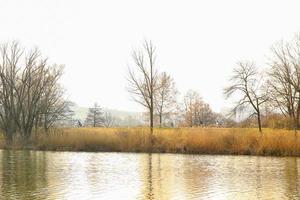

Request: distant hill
left=72, top=106, right=145, bottom=127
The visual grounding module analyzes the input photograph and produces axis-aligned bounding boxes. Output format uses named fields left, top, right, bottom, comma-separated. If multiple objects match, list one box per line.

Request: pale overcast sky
left=0, top=0, right=300, bottom=112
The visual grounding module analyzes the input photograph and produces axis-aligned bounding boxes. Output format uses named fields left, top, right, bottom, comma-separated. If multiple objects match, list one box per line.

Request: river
left=0, top=150, right=299, bottom=199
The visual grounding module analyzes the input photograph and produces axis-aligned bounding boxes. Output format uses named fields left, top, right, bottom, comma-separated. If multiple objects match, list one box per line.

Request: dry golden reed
left=1, top=127, right=300, bottom=156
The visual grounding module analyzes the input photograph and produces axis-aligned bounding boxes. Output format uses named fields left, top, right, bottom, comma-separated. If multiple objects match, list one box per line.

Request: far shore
left=1, top=127, right=300, bottom=157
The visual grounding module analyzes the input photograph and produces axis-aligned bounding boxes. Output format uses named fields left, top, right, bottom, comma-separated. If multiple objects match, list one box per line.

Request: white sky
left=0, top=0, right=300, bottom=112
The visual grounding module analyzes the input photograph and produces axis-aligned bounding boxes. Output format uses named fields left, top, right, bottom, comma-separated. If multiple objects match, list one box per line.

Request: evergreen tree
left=85, top=103, right=104, bottom=127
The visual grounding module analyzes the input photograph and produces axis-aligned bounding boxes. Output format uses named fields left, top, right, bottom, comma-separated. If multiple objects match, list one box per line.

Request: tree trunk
left=4, top=122, right=16, bottom=146
left=257, top=112, right=262, bottom=133
left=4, top=129, right=13, bottom=146
left=294, top=115, right=298, bottom=137
left=150, top=108, right=153, bottom=145
left=159, top=113, right=162, bottom=128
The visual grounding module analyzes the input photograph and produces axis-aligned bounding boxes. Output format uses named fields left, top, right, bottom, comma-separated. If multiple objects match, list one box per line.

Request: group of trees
left=225, top=33, right=300, bottom=132
left=3, top=34, right=299, bottom=144
left=181, top=90, right=216, bottom=127
left=127, top=40, right=226, bottom=135
left=128, top=34, right=300, bottom=134
left=0, top=42, right=71, bottom=144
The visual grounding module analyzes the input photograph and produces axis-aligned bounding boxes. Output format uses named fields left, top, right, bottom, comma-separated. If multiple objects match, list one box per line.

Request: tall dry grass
left=1, top=127, right=300, bottom=156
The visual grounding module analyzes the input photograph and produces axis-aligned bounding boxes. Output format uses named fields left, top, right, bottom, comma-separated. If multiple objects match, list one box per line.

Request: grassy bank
left=1, top=128, right=300, bottom=156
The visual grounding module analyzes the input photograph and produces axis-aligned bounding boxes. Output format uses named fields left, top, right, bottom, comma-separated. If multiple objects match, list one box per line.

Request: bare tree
left=154, top=72, right=177, bottom=127
left=14, top=50, right=68, bottom=140
left=182, top=90, right=215, bottom=127
left=183, top=90, right=200, bottom=127
left=103, top=111, right=115, bottom=127
left=268, top=35, right=300, bottom=130
left=224, top=61, right=267, bottom=132
left=34, top=65, right=70, bottom=132
left=197, top=103, right=215, bottom=126
left=0, top=42, right=21, bottom=143
left=49, top=101, right=75, bottom=128
left=85, top=103, right=104, bottom=127
left=0, top=41, right=68, bottom=144
left=127, top=40, right=158, bottom=138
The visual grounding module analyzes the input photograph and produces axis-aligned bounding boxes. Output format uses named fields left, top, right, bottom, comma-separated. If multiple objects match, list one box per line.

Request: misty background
left=1, top=0, right=300, bottom=124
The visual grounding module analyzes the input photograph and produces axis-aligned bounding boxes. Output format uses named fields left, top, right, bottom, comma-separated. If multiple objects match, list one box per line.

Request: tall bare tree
left=224, top=61, right=267, bottom=132
left=268, top=35, right=300, bottom=130
left=154, top=72, right=177, bottom=127
left=127, top=40, right=158, bottom=138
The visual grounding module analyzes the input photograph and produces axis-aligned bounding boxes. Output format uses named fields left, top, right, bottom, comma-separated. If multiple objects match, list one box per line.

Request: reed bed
left=1, top=127, right=300, bottom=156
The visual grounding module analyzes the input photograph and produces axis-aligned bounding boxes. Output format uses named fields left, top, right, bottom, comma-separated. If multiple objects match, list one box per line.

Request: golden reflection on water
left=0, top=150, right=300, bottom=199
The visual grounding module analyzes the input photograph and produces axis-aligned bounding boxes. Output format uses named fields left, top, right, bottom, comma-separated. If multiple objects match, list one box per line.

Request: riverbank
left=1, top=127, right=300, bottom=156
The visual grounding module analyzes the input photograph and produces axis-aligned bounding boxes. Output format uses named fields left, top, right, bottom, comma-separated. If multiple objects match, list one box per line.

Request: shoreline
left=1, top=147, right=300, bottom=158
left=1, top=127, right=300, bottom=157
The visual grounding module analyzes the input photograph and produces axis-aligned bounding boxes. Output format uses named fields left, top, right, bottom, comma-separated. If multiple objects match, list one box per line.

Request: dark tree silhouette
left=85, top=103, right=104, bottom=127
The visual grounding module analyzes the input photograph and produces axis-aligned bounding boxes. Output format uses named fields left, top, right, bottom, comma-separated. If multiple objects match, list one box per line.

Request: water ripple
left=0, top=150, right=299, bottom=199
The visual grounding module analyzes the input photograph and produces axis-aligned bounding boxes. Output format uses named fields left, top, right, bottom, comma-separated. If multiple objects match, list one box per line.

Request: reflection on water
left=0, top=150, right=300, bottom=199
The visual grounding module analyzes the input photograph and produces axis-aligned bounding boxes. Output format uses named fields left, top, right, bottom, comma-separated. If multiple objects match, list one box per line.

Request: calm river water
left=0, top=150, right=299, bottom=199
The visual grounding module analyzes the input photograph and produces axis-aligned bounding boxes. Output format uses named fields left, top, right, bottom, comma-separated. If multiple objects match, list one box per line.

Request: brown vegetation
left=0, top=41, right=70, bottom=144
left=1, top=127, right=300, bottom=156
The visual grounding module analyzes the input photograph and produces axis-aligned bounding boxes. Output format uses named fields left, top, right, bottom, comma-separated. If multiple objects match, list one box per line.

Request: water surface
left=0, top=150, right=299, bottom=199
